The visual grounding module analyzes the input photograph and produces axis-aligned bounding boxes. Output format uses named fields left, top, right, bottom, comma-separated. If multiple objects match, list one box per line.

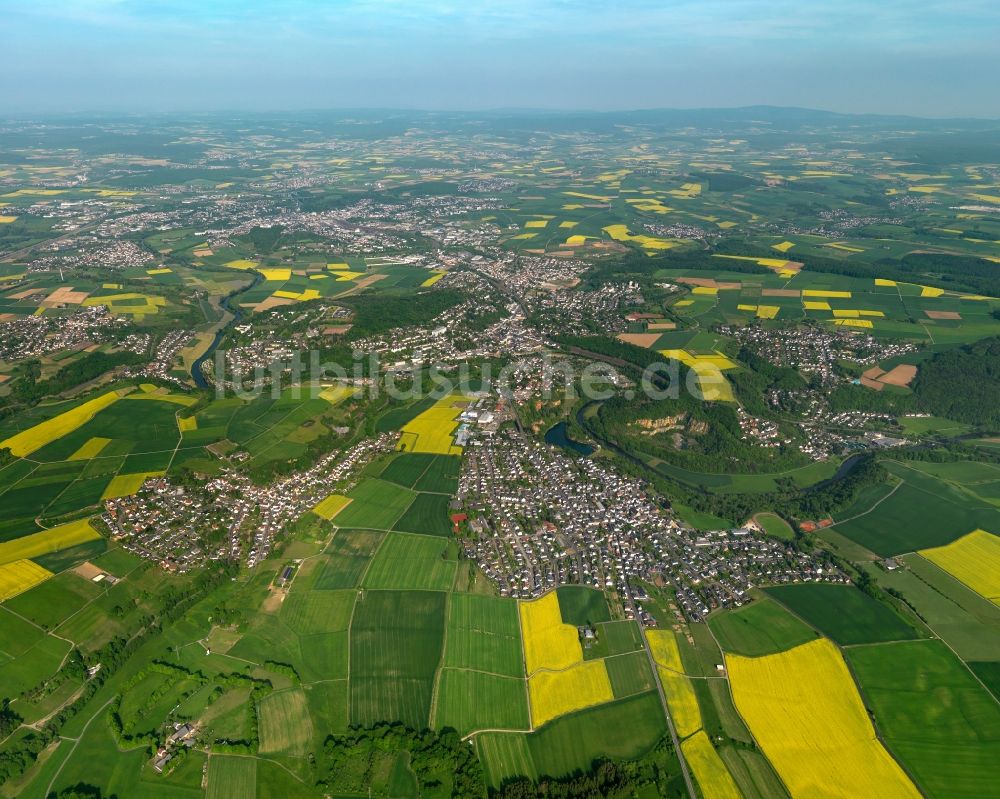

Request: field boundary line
left=427, top=591, right=451, bottom=729
left=640, top=629, right=696, bottom=799
left=44, top=696, right=116, bottom=797
left=827, top=481, right=902, bottom=527
left=514, top=599, right=534, bottom=731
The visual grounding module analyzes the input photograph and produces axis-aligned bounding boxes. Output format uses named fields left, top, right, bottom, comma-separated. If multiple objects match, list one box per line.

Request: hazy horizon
left=2, top=1, right=998, bottom=117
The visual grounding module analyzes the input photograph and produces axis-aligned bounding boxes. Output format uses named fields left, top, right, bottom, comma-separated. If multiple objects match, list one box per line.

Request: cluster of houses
left=724, top=322, right=915, bottom=385
left=0, top=305, right=127, bottom=362
left=456, top=426, right=844, bottom=623
left=102, top=433, right=398, bottom=571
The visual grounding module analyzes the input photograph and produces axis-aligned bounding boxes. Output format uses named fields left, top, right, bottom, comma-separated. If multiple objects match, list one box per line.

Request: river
left=190, top=273, right=261, bottom=388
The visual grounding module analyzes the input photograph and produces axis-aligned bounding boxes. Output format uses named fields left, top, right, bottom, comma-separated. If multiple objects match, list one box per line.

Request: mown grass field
left=765, top=584, right=921, bottom=645
left=847, top=639, right=1000, bottom=798
left=728, top=638, right=921, bottom=799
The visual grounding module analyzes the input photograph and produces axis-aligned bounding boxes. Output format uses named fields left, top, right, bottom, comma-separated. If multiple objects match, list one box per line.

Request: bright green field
left=847, top=639, right=1000, bottom=798
left=206, top=755, right=257, bottom=799
left=443, top=592, right=524, bottom=678
left=333, top=478, right=415, bottom=530
left=708, top=596, right=819, bottom=656
left=434, top=668, right=530, bottom=735
left=362, top=532, right=458, bottom=591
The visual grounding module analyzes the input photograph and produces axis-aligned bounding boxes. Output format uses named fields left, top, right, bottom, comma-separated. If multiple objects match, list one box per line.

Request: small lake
left=545, top=422, right=595, bottom=456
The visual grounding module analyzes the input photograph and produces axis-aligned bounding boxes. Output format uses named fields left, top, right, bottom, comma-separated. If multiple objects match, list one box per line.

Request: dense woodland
left=913, top=335, right=1000, bottom=429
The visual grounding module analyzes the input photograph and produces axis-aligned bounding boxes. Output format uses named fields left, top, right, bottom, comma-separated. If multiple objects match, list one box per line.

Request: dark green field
left=477, top=691, right=668, bottom=784
left=833, top=463, right=1000, bottom=556
left=392, top=492, right=454, bottom=537
left=765, top=584, right=921, bottom=645
left=556, top=585, right=612, bottom=626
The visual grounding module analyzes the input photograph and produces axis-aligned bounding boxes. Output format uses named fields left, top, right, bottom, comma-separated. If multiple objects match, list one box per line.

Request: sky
left=1, top=0, right=998, bottom=117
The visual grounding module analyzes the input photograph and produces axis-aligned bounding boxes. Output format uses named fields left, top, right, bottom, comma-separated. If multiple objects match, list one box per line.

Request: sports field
left=727, top=638, right=921, bottom=799
left=847, top=639, right=1000, bottom=798
left=919, top=529, right=1000, bottom=605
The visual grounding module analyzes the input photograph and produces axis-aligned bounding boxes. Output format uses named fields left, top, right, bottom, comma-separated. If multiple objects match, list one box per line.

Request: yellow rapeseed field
left=727, top=638, right=921, bottom=799
left=803, top=300, right=832, bottom=310
left=647, top=630, right=702, bottom=738
left=313, top=494, right=352, bottom=520
left=682, top=731, right=741, bottom=799
left=101, top=471, right=165, bottom=500
left=0, top=559, right=54, bottom=601
left=224, top=259, right=259, bottom=270
left=398, top=394, right=470, bottom=455
left=920, top=529, right=1000, bottom=605
left=260, top=268, right=292, bottom=281
left=527, top=660, right=614, bottom=728
left=421, top=272, right=445, bottom=287
left=0, top=390, right=121, bottom=457
left=802, top=289, right=852, bottom=298
left=0, top=519, right=101, bottom=566
left=67, top=436, right=112, bottom=460
left=318, top=385, right=357, bottom=404
left=177, top=415, right=198, bottom=433
left=519, top=591, right=582, bottom=674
